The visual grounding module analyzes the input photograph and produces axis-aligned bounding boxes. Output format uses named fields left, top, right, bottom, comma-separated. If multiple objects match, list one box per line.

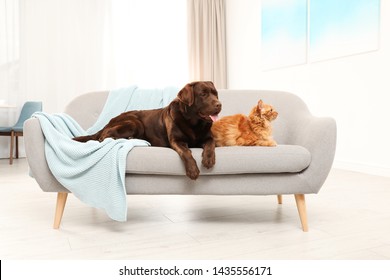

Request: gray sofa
left=24, top=89, right=337, bottom=231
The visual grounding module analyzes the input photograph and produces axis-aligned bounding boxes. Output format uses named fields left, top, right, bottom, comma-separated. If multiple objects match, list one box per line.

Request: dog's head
left=178, top=81, right=222, bottom=122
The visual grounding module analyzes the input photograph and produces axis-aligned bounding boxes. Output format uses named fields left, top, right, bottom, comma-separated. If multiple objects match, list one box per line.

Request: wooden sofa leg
left=277, top=195, right=283, bottom=204
left=294, top=194, right=308, bottom=232
left=53, top=192, right=68, bottom=229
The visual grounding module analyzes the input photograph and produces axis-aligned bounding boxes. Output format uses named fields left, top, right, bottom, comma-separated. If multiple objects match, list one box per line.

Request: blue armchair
left=0, top=101, right=42, bottom=164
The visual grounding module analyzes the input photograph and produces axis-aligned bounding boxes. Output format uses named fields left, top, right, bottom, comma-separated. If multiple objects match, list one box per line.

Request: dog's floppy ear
left=205, top=81, right=215, bottom=87
left=178, top=83, right=194, bottom=106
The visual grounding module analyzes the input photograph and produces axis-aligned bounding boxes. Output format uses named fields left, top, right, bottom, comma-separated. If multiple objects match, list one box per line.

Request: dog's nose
left=215, top=101, right=222, bottom=111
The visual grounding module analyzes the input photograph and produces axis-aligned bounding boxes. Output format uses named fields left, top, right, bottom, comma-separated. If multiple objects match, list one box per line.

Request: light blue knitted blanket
left=33, top=86, right=178, bottom=221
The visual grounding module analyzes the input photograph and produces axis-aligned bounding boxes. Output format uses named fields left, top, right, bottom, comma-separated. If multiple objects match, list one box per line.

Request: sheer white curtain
left=187, top=0, right=227, bottom=89
left=0, top=0, right=20, bottom=157
left=18, top=0, right=112, bottom=113
left=1, top=0, right=188, bottom=158
left=5, top=0, right=187, bottom=114
left=0, top=0, right=19, bottom=106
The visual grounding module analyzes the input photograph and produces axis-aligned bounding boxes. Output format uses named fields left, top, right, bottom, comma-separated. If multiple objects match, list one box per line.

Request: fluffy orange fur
left=211, top=100, right=278, bottom=147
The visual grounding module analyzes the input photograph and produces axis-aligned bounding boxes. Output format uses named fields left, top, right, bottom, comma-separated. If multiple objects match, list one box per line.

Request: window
left=261, top=0, right=380, bottom=69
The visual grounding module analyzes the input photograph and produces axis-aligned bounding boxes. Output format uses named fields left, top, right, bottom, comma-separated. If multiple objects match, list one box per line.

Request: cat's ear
left=257, top=100, right=264, bottom=115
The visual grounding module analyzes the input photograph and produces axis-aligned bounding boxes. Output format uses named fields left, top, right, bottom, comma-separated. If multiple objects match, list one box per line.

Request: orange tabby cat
left=211, top=100, right=278, bottom=147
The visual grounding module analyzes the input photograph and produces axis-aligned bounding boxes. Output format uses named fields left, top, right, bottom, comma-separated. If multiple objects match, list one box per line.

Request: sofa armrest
left=24, top=118, right=69, bottom=193
left=290, top=115, right=337, bottom=193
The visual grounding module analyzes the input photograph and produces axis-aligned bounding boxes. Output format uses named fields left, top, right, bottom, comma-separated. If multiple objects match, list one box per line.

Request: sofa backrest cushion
left=216, top=90, right=310, bottom=144
left=65, top=89, right=311, bottom=144
left=65, top=91, right=109, bottom=130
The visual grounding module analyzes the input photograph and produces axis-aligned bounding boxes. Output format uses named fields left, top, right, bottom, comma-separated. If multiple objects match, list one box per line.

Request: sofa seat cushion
left=126, top=145, right=311, bottom=175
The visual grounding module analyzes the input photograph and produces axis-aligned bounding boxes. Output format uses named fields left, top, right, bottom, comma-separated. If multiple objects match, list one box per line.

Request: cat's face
left=257, top=100, right=278, bottom=121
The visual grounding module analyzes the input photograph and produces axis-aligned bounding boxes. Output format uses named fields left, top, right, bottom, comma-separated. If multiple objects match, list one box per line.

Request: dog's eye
left=200, top=92, right=208, bottom=97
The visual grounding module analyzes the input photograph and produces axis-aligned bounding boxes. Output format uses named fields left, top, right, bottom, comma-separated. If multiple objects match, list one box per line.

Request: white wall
left=226, top=0, right=390, bottom=177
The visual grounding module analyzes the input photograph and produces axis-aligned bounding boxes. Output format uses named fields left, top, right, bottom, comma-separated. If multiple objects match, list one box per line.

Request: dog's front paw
left=202, top=152, right=215, bottom=169
left=186, top=161, right=200, bottom=180
left=186, top=164, right=200, bottom=180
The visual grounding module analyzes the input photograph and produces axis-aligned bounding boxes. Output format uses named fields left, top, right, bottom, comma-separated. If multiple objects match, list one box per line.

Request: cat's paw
left=256, top=139, right=277, bottom=146
left=268, top=140, right=277, bottom=147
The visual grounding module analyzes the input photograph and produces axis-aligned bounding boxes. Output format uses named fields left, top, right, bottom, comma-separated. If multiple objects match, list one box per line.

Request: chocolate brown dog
left=73, top=81, right=222, bottom=180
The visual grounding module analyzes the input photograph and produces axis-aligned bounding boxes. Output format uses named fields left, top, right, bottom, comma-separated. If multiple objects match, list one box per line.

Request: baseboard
left=333, top=160, right=390, bottom=178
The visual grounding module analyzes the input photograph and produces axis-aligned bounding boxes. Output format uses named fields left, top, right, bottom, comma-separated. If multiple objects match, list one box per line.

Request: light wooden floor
left=1, top=158, right=390, bottom=260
